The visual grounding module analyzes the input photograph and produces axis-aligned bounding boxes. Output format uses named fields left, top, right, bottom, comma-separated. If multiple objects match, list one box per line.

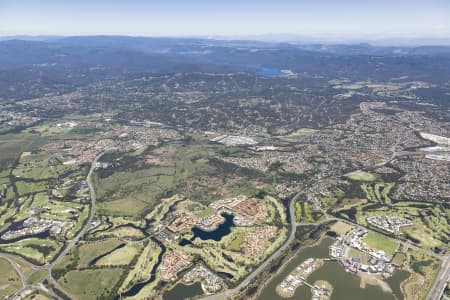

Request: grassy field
left=0, top=131, right=47, bottom=168
left=329, top=221, right=354, bottom=235
left=363, top=232, right=398, bottom=255
left=402, top=250, right=441, bottom=300
left=119, top=240, right=162, bottom=293
left=0, top=258, right=22, bottom=298
left=226, top=231, right=245, bottom=252
left=26, top=269, right=48, bottom=285
left=194, top=206, right=215, bottom=218
left=97, top=197, right=150, bottom=216
left=13, top=152, right=79, bottom=180
left=77, top=240, right=124, bottom=268
left=15, top=180, right=49, bottom=196
left=265, top=195, right=287, bottom=225
left=346, top=171, right=378, bottom=182
left=391, top=252, right=407, bottom=267
left=93, top=146, right=184, bottom=216
left=145, top=194, right=183, bottom=226
left=0, top=238, right=63, bottom=265
left=91, top=226, right=145, bottom=240
left=348, top=248, right=370, bottom=264
left=332, top=178, right=449, bottom=250
left=9, top=256, right=34, bottom=279
left=295, top=201, right=323, bottom=223
left=95, top=142, right=266, bottom=217
left=95, top=243, right=141, bottom=266
left=94, top=165, right=176, bottom=216
left=59, top=268, right=124, bottom=300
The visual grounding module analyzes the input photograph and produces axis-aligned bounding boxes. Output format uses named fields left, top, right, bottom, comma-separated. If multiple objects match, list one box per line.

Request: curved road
left=198, top=190, right=305, bottom=300
left=48, top=152, right=105, bottom=270
left=199, top=190, right=448, bottom=300
left=3, top=149, right=448, bottom=300
left=5, top=152, right=105, bottom=300
left=46, top=152, right=105, bottom=297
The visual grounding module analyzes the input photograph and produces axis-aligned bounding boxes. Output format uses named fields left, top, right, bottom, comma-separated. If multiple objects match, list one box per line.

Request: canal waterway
left=163, top=282, right=203, bottom=300
left=259, top=237, right=403, bottom=300
left=116, top=237, right=166, bottom=299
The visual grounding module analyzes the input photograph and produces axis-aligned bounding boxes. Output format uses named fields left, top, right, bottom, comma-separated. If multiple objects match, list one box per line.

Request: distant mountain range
left=2, top=34, right=450, bottom=47
left=1, top=35, right=449, bottom=102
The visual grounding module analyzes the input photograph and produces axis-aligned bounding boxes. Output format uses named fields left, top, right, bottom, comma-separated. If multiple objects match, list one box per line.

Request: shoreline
left=358, top=272, right=393, bottom=293
left=251, top=233, right=330, bottom=299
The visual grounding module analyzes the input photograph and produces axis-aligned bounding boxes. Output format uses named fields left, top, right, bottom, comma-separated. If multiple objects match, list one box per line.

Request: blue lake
left=257, top=67, right=284, bottom=77
left=179, top=213, right=235, bottom=246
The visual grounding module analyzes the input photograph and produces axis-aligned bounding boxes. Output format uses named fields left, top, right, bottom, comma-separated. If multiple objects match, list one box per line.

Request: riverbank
left=359, top=273, right=393, bottom=293
left=275, top=258, right=324, bottom=298
left=258, top=237, right=399, bottom=300
left=250, top=229, right=327, bottom=299
left=313, top=280, right=333, bottom=300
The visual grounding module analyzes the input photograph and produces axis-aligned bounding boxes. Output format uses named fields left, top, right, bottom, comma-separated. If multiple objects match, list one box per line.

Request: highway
left=46, top=151, right=105, bottom=298
left=198, top=196, right=448, bottom=300
left=1, top=148, right=448, bottom=300
left=4, top=152, right=105, bottom=300
left=198, top=189, right=305, bottom=300
left=426, top=255, right=450, bottom=300
left=48, top=152, right=105, bottom=269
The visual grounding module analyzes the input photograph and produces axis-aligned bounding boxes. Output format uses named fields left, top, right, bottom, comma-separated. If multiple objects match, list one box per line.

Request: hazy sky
left=1, top=0, right=449, bottom=38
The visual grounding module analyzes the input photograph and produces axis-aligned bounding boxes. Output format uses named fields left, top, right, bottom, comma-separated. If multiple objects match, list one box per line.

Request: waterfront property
left=276, top=258, right=324, bottom=298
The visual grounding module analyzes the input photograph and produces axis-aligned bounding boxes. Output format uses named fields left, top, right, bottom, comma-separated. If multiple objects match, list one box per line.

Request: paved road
left=198, top=190, right=305, bottom=300
left=48, top=151, right=104, bottom=270
left=5, top=152, right=105, bottom=300
left=2, top=148, right=448, bottom=300
left=198, top=203, right=447, bottom=300
left=426, top=255, right=450, bottom=300
left=46, top=152, right=105, bottom=298
left=329, top=217, right=443, bottom=260
left=1, top=254, right=25, bottom=288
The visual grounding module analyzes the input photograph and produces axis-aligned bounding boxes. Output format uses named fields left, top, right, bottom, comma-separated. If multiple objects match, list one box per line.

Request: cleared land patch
left=346, top=170, right=378, bottom=182
left=77, top=240, right=123, bottom=268
left=0, top=258, right=22, bottom=298
left=363, top=232, right=398, bottom=255
left=59, top=268, right=124, bottom=300
left=95, top=243, right=141, bottom=266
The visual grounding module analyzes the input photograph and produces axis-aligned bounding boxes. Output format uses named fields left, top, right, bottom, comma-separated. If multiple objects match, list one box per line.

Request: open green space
left=59, top=268, right=124, bottom=300
left=0, top=238, right=63, bottom=265
left=119, top=240, right=162, bottom=293
left=348, top=248, right=369, bottom=264
left=329, top=221, right=354, bottom=235
left=0, top=131, right=47, bottom=168
left=0, top=258, right=22, bottom=298
left=95, top=142, right=266, bottom=217
left=329, top=178, right=449, bottom=250
left=92, top=226, right=145, bottom=240
left=77, top=240, right=124, bottom=268
left=26, top=269, right=48, bottom=285
left=94, top=144, right=207, bottom=216
left=363, top=232, right=398, bottom=255
left=346, top=171, right=378, bottom=182
left=226, top=231, right=245, bottom=252
left=95, top=243, right=141, bottom=266
left=391, top=252, right=407, bottom=267
left=295, top=201, right=324, bottom=223
left=13, top=152, right=79, bottom=180
left=403, top=250, right=441, bottom=300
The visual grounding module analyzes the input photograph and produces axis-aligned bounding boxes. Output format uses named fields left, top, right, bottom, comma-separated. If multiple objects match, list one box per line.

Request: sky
left=1, top=0, right=450, bottom=40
